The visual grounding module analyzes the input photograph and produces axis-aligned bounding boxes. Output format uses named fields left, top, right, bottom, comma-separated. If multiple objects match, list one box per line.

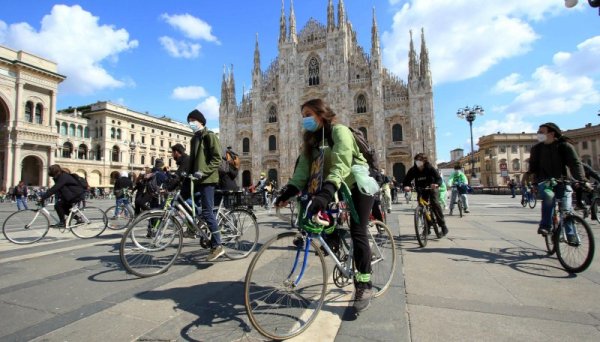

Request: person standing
left=187, top=109, right=224, bottom=261
left=216, top=146, right=239, bottom=208
left=13, top=180, right=28, bottom=210
left=447, top=163, right=470, bottom=214
left=508, top=179, right=517, bottom=198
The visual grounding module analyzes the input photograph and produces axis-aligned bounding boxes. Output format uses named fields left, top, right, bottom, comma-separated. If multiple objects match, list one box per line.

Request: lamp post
left=457, top=105, right=484, bottom=178
left=129, top=141, right=137, bottom=178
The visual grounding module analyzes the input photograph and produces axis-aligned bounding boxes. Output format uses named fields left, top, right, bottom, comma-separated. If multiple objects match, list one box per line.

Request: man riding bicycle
left=447, top=163, right=470, bottom=214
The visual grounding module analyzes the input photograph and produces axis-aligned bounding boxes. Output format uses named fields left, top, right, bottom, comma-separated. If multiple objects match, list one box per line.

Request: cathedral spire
left=228, top=64, right=236, bottom=103
left=252, top=33, right=261, bottom=88
left=408, top=30, right=419, bottom=80
left=327, top=0, right=335, bottom=32
left=337, top=0, right=346, bottom=30
left=419, top=27, right=431, bottom=80
left=220, top=64, right=228, bottom=106
left=371, top=7, right=380, bottom=55
left=289, top=0, right=297, bottom=43
left=279, top=0, right=287, bottom=45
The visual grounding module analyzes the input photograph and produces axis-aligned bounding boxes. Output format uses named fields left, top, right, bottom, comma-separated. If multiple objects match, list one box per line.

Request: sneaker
left=50, top=222, right=66, bottom=228
left=353, top=286, right=374, bottom=312
left=207, top=245, right=225, bottom=261
left=464, top=209, right=470, bottom=213
left=537, top=227, right=549, bottom=235
left=566, top=234, right=580, bottom=245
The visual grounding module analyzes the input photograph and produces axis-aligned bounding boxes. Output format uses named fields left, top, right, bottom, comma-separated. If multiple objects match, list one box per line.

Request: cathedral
left=219, top=0, right=435, bottom=188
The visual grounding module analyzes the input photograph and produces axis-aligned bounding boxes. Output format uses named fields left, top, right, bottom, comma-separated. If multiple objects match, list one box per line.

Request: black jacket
left=114, top=176, right=133, bottom=198
left=402, top=163, right=442, bottom=190
left=42, top=173, right=84, bottom=202
left=528, top=140, right=586, bottom=182
left=583, top=164, right=600, bottom=183
left=218, top=156, right=239, bottom=191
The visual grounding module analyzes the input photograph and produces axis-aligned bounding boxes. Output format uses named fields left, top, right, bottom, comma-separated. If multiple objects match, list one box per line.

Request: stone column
left=49, top=90, right=57, bottom=129
left=14, top=81, right=23, bottom=126
left=12, top=142, right=22, bottom=185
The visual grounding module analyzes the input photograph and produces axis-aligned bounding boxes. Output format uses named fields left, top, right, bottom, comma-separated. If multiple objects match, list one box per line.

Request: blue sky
left=1, top=0, right=599, bottom=162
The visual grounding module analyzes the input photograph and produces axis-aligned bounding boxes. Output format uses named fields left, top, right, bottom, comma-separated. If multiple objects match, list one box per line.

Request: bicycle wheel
left=528, top=194, right=537, bottom=209
left=219, top=208, right=259, bottom=260
left=591, top=198, right=599, bottom=224
left=556, top=214, right=595, bottom=273
left=2, top=209, right=49, bottom=244
left=68, top=207, right=107, bottom=238
left=458, top=199, right=463, bottom=218
left=414, top=206, right=428, bottom=247
left=368, top=220, right=396, bottom=297
left=432, top=219, right=443, bottom=238
left=244, top=232, right=327, bottom=340
left=106, top=205, right=134, bottom=230
left=120, top=212, right=183, bottom=278
left=521, top=195, right=527, bottom=207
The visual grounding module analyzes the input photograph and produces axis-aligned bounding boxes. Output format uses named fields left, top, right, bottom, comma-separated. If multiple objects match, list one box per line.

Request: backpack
left=226, top=150, right=241, bottom=170
left=70, top=174, right=89, bottom=190
left=348, top=127, right=380, bottom=172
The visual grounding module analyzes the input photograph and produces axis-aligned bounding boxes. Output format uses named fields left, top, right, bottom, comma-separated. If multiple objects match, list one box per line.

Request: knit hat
left=540, top=122, right=562, bottom=137
left=187, top=109, right=206, bottom=125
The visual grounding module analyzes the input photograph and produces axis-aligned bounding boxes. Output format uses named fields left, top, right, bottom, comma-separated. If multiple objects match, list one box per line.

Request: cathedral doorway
left=242, top=170, right=251, bottom=188
left=393, top=162, right=406, bottom=184
left=267, top=169, right=278, bottom=188
left=21, top=156, right=43, bottom=186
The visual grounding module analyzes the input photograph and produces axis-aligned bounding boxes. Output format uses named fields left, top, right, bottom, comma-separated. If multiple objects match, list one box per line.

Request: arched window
left=116, top=128, right=122, bottom=140
left=523, top=158, right=530, bottom=171
left=112, top=146, right=120, bottom=162
left=392, top=124, right=403, bottom=142
left=69, top=124, right=76, bottom=136
left=308, top=57, right=320, bottom=86
left=76, top=125, right=83, bottom=137
left=84, top=127, right=90, bottom=138
left=359, top=127, right=368, bottom=141
left=512, top=159, right=520, bottom=171
left=110, top=128, right=116, bottom=139
left=78, top=144, right=88, bottom=159
left=268, top=135, right=277, bottom=151
left=243, top=137, right=250, bottom=154
left=95, top=145, right=102, bottom=161
left=268, top=105, right=277, bottom=123
left=61, top=122, right=67, bottom=135
left=55, top=121, right=60, bottom=132
left=35, top=103, right=43, bottom=124
left=356, top=95, right=367, bottom=113
left=62, top=142, right=73, bottom=158
left=141, top=155, right=146, bottom=165
left=24, top=101, right=33, bottom=122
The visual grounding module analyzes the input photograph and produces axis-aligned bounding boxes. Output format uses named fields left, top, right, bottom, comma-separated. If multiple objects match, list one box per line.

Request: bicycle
left=449, top=184, right=465, bottom=217
left=106, top=190, right=135, bottom=230
left=244, top=184, right=396, bottom=340
left=413, top=187, right=444, bottom=247
left=580, top=183, right=599, bottom=224
left=541, top=179, right=595, bottom=273
left=2, top=199, right=108, bottom=244
left=119, top=174, right=259, bottom=278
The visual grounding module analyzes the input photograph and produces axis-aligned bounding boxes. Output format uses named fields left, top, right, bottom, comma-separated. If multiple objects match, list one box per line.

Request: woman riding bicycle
left=402, top=153, right=448, bottom=236
left=40, top=164, right=85, bottom=228
left=274, top=98, right=375, bottom=312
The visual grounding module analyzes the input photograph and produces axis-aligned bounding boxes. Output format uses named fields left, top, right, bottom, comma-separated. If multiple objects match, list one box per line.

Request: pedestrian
left=216, top=146, right=239, bottom=208
left=255, top=172, right=267, bottom=207
left=187, top=108, right=224, bottom=261
left=509, top=179, right=516, bottom=198
left=39, top=165, right=85, bottom=228
left=438, top=171, right=448, bottom=210
left=13, top=180, right=28, bottom=210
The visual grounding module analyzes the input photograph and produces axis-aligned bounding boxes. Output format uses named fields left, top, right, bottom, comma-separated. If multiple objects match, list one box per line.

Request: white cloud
left=474, top=113, right=536, bottom=138
left=494, top=36, right=600, bottom=117
left=196, top=96, right=219, bottom=121
left=171, top=86, right=208, bottom=100
left=161, top=13, right=219, bottom=44
left=382, top=0, right=565, bottom=84
left=159, top=36, right=200, bottom=58
left=0, top=5, right=138, bottom=95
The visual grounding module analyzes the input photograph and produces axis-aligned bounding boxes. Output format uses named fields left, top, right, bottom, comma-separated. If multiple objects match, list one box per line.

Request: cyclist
left=574, top=163, right=600, bottom=216
left=40, top=164, right=85, bottom=228
left=111, top=171, right=133, bottom=219
left=255, top=173, right=268, bottom=208
left=275, top=98, right=375, bottom=312
left=380, top=169, right=392, bottom=214
left=520, top=181, right=534, bottom=206
left=525, top=122, right=588, bottom=241
left=447, top=163, right=470, bottom=214
left=402, top=153, right=448, bottom=236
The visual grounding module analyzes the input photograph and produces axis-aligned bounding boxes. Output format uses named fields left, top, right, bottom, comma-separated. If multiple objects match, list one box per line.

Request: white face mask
left=415, top=161, right=424, bottom=168
left=537, top=133, right=547, bottom=143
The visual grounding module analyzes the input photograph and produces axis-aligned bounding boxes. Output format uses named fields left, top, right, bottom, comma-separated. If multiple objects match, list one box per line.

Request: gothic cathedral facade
left=219, top=0, right=435, bottom=188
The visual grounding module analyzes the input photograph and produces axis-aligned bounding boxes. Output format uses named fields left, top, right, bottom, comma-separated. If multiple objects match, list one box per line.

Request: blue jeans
left=114, top=197, right=130, bottom=217
left=538, top=182, right=575, bottom=235
left=16, top=196, right=28, bottom=210
left=190, top=184, right=221, bottom=247
left=449, top=189, right=468, bottom=211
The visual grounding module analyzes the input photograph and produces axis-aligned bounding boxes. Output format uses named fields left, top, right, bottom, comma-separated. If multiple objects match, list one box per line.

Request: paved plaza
left=0, top=195, right=599, bottom=341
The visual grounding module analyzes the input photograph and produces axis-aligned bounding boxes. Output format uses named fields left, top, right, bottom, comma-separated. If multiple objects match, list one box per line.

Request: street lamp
left=129, top=141, right=137, bottom=178
left=457, top=105, right=485, bottom=178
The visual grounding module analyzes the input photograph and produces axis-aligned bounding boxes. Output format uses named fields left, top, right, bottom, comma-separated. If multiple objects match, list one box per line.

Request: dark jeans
left=349, top=186, right=375, bottom=285
left=371, top=197, right=383, bottom=221
left=418, top=189, right=446, bottom=228
left=196, top=184, right=221, bottom=247
left=55, top=198, right=78, bottom=223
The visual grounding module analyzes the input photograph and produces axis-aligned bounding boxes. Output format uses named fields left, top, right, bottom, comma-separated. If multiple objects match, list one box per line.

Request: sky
left=1, top=0, right=599, bottom=162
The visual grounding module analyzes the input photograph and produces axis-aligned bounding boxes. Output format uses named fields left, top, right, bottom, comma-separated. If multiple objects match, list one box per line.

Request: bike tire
left=458, top=200, right=463, bottom=218
left=591, top=198, right=599, bottom=224
left=432, top=219, right=443, bottom=238
left=414, top=206, right=428, bottom=247
left=368, top=220, right=396, bottom=297
left=244, top=231, right=327, bottom=341
left=120, top=212, right=183, bottom=278
left=220, top=208, right=259, bottom=260
left=521, top=196, right=527, bottom=207
left=69, top=207, right=107, bottom=238
left=528, top=194, right=537, bottom=209
left=106, top=205, right=135, bottom=230
left=2, top=209, right=49, bottom=244
left=555, top=214, right=595, bottom=273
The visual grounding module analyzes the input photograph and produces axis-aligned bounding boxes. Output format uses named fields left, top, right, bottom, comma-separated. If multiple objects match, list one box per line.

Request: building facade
left=564, top=123, right=600, bottom=170
left=477, top=133, right=537, bottom=186
left=219, top=0, right=435, bottom=188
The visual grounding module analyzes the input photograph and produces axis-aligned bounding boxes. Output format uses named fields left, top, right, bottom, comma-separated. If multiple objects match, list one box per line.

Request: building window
left=356, top=95, right=367, bottom=113
left=35, top=103, right=43, bottom=124
left=512, top=159, right=520, bottom=171
left=268, top=135, right=277, bottom=151
left=76, top=125, right=83, bottom=137
left=511, top=145, right=517, bottom=153
left=392, top=124, right=403, bottom=142
left=308, top=57, right=320, bottom=86
left=60, top=122, right=67, bottom=135
left=84, top=127, right=90, bottom=138
left=24, top=101, right=33, bottom=122
left=112, top=146, right=120, bottom=162
left=499, top=145, right=506, bottom=153
left=55, top=121, right=60, bottom=132
left=141, top=136, right=145, bottom=144
left=78, top=144, right=88, bottom=159
left=582, top=141, right=589, bottom=150
left=243, top=137, right=250, bottom=155
left=160, top=140, right=164, bottom=147
left=151, top=138, right=155, bottom=145
left=95, top=145, right=102, bottom=161
left=525, top=145, right=531, bottom=153
left=131, top=134, right=135, bottom=141
left=268, top=105, right=277, bottom=123
left=69, top=124, right=76, bottom=136
left=116, top=128, right=122, bottom=140
left=62, top=142, right=73, bottom=158
left=141, top=155, right=145, bottom=165
left=111, top=128, right=116, bottom=139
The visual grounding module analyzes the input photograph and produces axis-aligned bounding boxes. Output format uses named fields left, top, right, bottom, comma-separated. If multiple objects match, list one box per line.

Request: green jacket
left=189, top=128, right=222, bottom=184
left=447, top=171, right=468, bottom=186
left=288, top=124, right=367, bottom=191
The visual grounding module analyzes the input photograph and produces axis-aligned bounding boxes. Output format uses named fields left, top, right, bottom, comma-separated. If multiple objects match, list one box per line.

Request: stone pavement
left=1, top=195, right=599, bottom=341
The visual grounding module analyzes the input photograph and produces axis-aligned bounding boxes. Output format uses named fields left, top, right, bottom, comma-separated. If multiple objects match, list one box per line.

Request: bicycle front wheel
left=591, top=198, right=599, bottom=224
left=120, top=212, right=183, bottom=278
left=2, top=210, right=49, bottom=244
left=106, top=205, right=134, bottom=230
left=219, top=208, right=259, bottom=260
left=556, top=215, right=595, bottom=273
left=69, top=207, right=107, bottom=238
left=244, top=232, right=327, bottom=341
left=414, top=206, right=428, bottom=247
left=528, top=194, right=537, bottom=209
left=368, top=220, right=396, bottom=297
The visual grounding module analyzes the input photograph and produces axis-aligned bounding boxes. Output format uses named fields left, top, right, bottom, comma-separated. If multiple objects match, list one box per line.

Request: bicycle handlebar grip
left=312, top=212, right=330, bottom=226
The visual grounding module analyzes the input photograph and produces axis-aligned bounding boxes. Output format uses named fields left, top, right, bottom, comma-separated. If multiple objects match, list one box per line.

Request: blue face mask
left=303, top=116, right=320, bottom=132
left=189, top=121, right=201, bottom=132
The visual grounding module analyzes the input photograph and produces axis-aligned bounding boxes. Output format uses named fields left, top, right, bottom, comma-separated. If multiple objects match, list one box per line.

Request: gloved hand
left=307, top=182, right=337, bottom=215
left=275, top=185, right=299, bottom=207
